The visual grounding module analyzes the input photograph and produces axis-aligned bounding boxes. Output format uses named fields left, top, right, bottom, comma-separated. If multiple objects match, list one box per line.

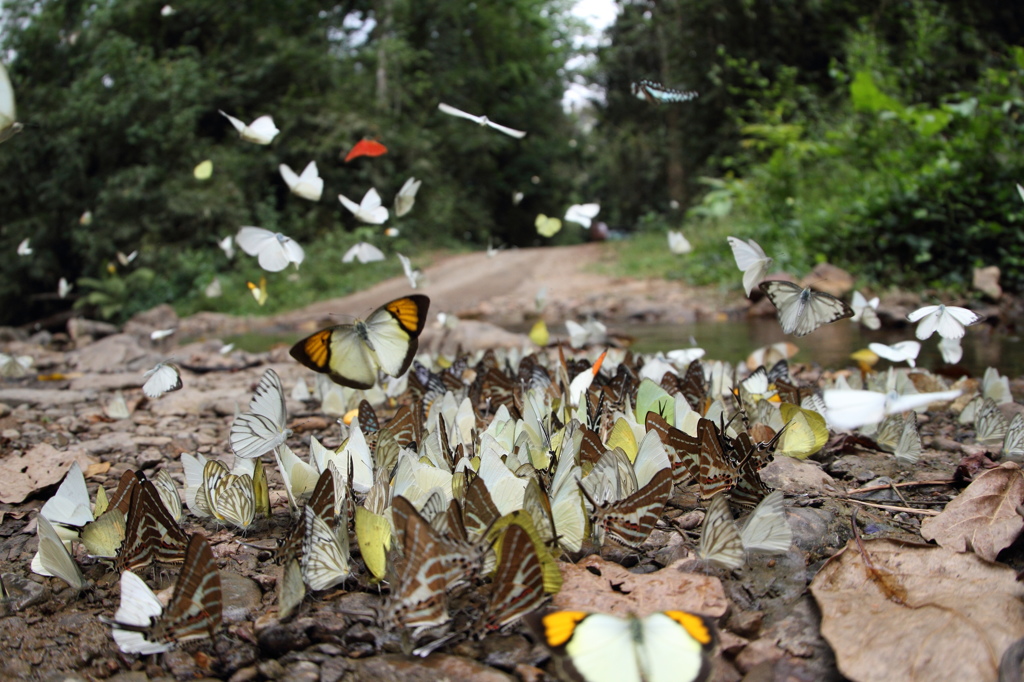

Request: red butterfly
left=343, top=138, right=388, bottom=162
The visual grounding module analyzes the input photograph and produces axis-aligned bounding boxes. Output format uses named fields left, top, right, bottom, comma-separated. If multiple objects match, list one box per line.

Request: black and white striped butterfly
left=759, top=281, right=854, bottom=337
left=631, top=79, right=699, bottom=104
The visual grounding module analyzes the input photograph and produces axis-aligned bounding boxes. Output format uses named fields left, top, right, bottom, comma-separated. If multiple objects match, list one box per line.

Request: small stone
left=800, top=263, right=854, bottom=297
left=282, top=661, right=320, bottom=682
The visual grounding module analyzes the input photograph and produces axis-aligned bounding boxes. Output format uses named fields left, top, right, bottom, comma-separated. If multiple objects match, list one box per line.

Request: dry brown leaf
left=920, top=461, right=1024, bottom=560
left=0, top=443, right=98, bottom=504
left=84, top=461, right=112, bottom=478
left=552, top=555, right=727, bottom=617
left=811, top=538, right=1024, bottom=682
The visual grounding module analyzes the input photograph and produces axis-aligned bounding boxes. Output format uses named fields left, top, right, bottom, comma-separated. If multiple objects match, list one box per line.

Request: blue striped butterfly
left=631, top=80, right=699, bottom=105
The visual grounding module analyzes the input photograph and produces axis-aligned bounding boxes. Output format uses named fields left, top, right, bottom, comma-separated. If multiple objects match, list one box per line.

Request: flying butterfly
left=236, top=226, right=305, bottom=272
left=338, top=187, right=389, bottom=224
left=0, top=60, right=23, bottom=143
left=727, top=237, right=773, bottom=297
left=394, top=177, right=422, bottom=217
left=279, top=161, right=323, bottom=202
left=290, top=295, right=430, bottom=390
left=218, top=110, right=279, bottom=145
left=437, top=102, right=527, bottom=138
left=343, top=138, right=388, bottom=163
left=631, top=79, right=700, bottom=104
left=527, top=609, right=716, bottom=682
left=907, top=304, right=983, bottom=340
left=759, top=281, right=854, bottom=337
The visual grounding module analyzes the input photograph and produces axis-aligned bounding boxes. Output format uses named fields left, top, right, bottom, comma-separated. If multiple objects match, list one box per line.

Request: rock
left=800, top=263, right=854, bottom=298
left=69, top=334, right=153, bottom=373
left=124, top=304, right=179, bottom=339
left=348, top=654, right=515, bottom=682
left=759, top=456, right=840, bottom=495
left=221, top=571, right=263, bottom=623
left=67, top=318, right=119, bottom=343
left=973, top=266, right=1002, bottom=300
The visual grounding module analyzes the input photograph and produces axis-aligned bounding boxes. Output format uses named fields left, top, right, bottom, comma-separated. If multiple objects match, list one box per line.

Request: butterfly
left=668, top=230, right=692, bottom=255
left=204, top=277, right=222, bottom=298
left=117, top=250, right=138, bottom=267
left=868, top=341, right=921, bottom=368
left=527, top=609, right=716, bottom=682
left=536, top=214, right=562, bottom=238
left=230, top=368, right=292, bottom=459
left=278, top=559, right=305, bottom=620
left=150, top=328, right=174, bottom=341
left=142, top=362, right=182, bottom=399
left=199, top=459, right=257, bottom=530
left=937, top=335, right=963, bottom=364
left=726, top=237, right=773, bottom=296
left=631, top=79, right=700, bottom=104
left=218, top=235, right=234, bottom=259
left=893, top=412, right=922, bottom=464
left=247, top=276, right=268, bottom=305
left=40, top=461, right=94, bottom=533
left=301, top=503, right=351, bottom=591
left=152, top=470, right=182, bottom=522
left=982, top=367, right=1013, bottom=405
left=823, top=388, right=962, bottom=431
left=975, top=398, right=1009, bottom=448
left=851, top=291, right=881, bottom=330
left=109, top=533, right=222, bottom=654
left=564, top=203, right=600, bottom=229
left=31, top=516, right=86, bottom=590
left=581, top=468, right=673, bottom=550
left=341, top=242, right=385, bottom=264
left=58, top=277, right=73, bottom=299
left=16, top=238, right=31, bottom=256
left=343, top=138, right=388, bottom=163
left=1003, top=413, right=1024, bottom=458
left=398, top=253, right=424, bottom=289
left=759, top=281, right=854, bottom=336
left=236, top=226, right=305, bottom=272
left=193, top=159, right=213, bottom=180
left=0, top=60, right=22, bottom=143
left=115, top=473, right=190, bottom=573
left=338, top=187, right=389, bottom=224
left=474, top=524, right=548, bottom=635
left=437, top=102, right=526, bottom=138
left=697, top=493, right=743, bottom=570
left=290, top=295, right=430, bottom=390
left=907, top=304, right=983, bottom=340
left=776, top=403, right=828, bottom=459
left=738, top=490, right=791, bottom=553
left=218, top=110, right=279, bottom=145
left=279, top=161, right=323, bottom=201
left=394, top=177, right=422, bottom=217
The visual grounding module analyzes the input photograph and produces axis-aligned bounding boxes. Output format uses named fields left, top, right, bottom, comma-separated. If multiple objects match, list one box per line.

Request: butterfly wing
left=358, top=188, right=389, bottom=224
left=697, top=493, right=743, bottom=569
left=394, top=177, right=422, bottom=217
left=363, top=295, right=430, bottom=377
left=111, top=571, right=169, bottom=654
left=438, top=102, right=482, bottom=123
left=738, top=490, right=791, bottom=552
left=243, top=115, right=279, bottom=144
left=142, top=363, right=182, bottom=398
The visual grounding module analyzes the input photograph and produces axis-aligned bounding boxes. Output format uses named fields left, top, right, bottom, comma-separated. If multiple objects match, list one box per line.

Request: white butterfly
left=301, top=505, right=351, bottom=591
left=907, top=304, right=982, bottom=340
left=851, top=291, right=881, bottom=330
left=823, top=388, right=961, bottom=431
left=230, top=368, right=292, bottom=459
left=0, top=353, right=32, bottom=377
left=738, top=491, right=791, bottom=553
left=31, top=516, right=86, bottom=590
left=727, top=236, right=773, bottom=296
left=1003, top=414, right=1024, bottom=458
left=160, top=4, right=174, bottom=16
left=338, top=187, right=389, bottom=224
left=42, top=461, right=93, bottom=528
left=1018, top=183, right=1024, bottom=204
left=218, top=235, right=235, bottom=259
left=279, top=161, right=323, bottom=201
left=150, top=328, right=175, bottom=341
left=398, top=253, right=424, bottom=289
left=117, top=250, right=138, bottom=266
left=667, top=230, right=692, bottom=255
left=342, top=242, right=385, bottom=264
left=394, top=177, right=422, bottom=217
left=564, top=203, right=600, bottom=228
left=512, top=191, right=524, bottom=205
left=142, top=362, right=182, bottom=398
left=110, top=572, right=167, bottom=654
left=0, top=60, right=23, bottom=143
left=982, top=367, right=1012, bottom=405
left=236, top=226, right=305, bottom=272
left=894, top=412, right=922, bottom=464
left=697, top=493, right=743, bottom=570
left=938, top=336, right=962, bottom=364
left=105, top=391, right=131, bottom=420
left=153, top=469, right=183, bottom=522
left=760, top=281, right=854, bottom=336
left=274, top=443, right=319, bottom=510
left=16, top=238, right=31, bottom=256
left=218, top=110, right=279, bottom=145
left=869, top=341, right=921, bottom=368
left=437, top=102, right=526, bottom=138
left=976, top=398, right=1009, bottom=448
left=565, top=318, right=608, bottom=348
left=58, top=277, right=73, bottom=299
left=205, top=277, right=222, bottom=298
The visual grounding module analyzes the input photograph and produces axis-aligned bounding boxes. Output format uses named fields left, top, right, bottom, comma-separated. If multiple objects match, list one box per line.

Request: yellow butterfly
left=247, top=276, right=268, bottom=306
left=289, top=295, right=430, bottom=390
left=193, top=159, right=213, bottom=180
left=535, top=214, right=562, bottom=237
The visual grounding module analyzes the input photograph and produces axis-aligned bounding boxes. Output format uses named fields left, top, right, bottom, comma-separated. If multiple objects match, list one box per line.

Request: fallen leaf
left=811, top=538, right=1024, bottom=682
left=84, top=461, right=112, bottom=478
left=0, top=443, right=98, bottom=504
left=920, top=461, right=1024, bottom=561
left=553, top=555, right=727, bottom=617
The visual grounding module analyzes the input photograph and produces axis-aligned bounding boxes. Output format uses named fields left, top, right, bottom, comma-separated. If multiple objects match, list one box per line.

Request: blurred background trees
left=1, top=0, right=1022, bottom=326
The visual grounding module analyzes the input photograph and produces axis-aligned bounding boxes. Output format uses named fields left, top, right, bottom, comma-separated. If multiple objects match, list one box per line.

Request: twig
left=843, top=497, right=940, bottom=516
left=845, top=479, right=953, bottom=496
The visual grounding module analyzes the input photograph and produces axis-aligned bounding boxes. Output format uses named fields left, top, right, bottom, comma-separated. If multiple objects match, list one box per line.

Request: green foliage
left=74, top=266, right=157, bottom=321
